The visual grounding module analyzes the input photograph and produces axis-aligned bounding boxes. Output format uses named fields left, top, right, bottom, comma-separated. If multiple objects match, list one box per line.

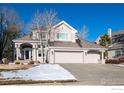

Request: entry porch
left=14, top=42, right=43, bottom=63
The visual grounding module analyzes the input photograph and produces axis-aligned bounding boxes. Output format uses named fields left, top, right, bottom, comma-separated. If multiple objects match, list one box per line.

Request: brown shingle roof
left=112, top=30, right=124, bottom=36
left=50, top=41, right=80, bottom=48
left=15, top=35, right=38, bottom=41
left=50, top=39, right=105, bottom=48
left=80, top=39, right=105, bottom=48
left=15, top=35, right=105, bottom=49
left=109, top=43, right=124, bottom=49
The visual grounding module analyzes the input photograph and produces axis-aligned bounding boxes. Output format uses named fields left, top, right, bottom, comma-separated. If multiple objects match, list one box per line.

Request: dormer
left=32, top=29, right=41, bottom=40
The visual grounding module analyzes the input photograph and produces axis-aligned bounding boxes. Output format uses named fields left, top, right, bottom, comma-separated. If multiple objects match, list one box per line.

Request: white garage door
left=54, top=51, right=84, bottom=63
left=84, top=53, right=100, bottom=63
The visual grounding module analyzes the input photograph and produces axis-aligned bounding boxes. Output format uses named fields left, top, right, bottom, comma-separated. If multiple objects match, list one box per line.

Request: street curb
left=0, top=79, right=77, bottom=85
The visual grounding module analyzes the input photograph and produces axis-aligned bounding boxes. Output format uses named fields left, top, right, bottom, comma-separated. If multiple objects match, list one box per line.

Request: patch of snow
left=116, top=64, right=124, bottom=67
left=0, top=64, right=76, bottom=81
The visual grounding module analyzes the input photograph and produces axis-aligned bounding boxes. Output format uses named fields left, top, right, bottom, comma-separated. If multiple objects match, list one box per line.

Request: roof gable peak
left=53, top=20, right=78, bottom=33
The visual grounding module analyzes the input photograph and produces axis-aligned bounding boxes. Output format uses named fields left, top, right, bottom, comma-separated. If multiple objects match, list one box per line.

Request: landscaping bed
left=105, top=55, right=124, bottom=64
left=105, top=59, right=124, bottom=64
left=0, top=64, right=35, bottom=71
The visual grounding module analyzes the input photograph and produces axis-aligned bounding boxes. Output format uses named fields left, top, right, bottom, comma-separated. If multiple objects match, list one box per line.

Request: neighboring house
left=95, top=28, right=124, bottom=59
left=13, top=21, right=106, bottom=64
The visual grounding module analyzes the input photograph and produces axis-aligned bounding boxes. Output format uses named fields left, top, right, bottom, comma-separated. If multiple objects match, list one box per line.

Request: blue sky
left=1, top=3, right=124, bottom=41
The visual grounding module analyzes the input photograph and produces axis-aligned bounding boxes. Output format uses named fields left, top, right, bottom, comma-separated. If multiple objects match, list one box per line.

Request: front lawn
left=0, top=64, right=77, bottom=85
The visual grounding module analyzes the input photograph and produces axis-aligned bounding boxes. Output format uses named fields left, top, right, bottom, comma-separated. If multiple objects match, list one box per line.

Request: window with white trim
left=57, top=33, right=68, bottom=40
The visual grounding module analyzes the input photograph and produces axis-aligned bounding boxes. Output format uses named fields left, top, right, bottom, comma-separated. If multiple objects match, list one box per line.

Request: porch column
left=101, top=50, right=105, bottom=64
left=15, top=44, right=20, bottom=60
left=33, top=44, right=37, bottom=61
left=18, top=47, right=21, bottom=59
left=24, top=50, right=26, bottom=60
left=29, top=50, right=31, bottom=60
left=83, top=50, right=88, bottom=63
left=16, top=48, right=19, bottom=60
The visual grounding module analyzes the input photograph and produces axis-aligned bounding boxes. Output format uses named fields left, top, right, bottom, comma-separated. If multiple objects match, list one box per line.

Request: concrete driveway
left=59, top=63, right=124, bottom=85
left=18, top=64, right=124, bottom=85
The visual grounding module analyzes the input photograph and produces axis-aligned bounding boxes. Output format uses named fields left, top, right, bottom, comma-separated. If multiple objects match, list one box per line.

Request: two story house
left=13, top=21, right=106, bottom=64
left=95, top=28, right=124, bottom=59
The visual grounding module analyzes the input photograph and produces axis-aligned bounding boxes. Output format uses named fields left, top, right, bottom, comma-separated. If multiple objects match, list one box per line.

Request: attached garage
left=54, top=51, right=84, bottom=63
left=84, top=50, right=101, bottom=63
left=49, top=40, right=106, bottom=64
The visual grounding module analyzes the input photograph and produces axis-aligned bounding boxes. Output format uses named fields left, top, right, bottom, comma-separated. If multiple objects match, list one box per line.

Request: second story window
left=41, top=32, right=47, bottom=40
left=57, top=33, right=68, bottom=40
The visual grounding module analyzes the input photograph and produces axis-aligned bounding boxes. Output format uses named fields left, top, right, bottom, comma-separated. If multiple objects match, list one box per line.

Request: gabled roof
left=50, top=39, right=105, bottom=49
left=50, top=41, right=80, bottom=48
left=13, top=35, right=38, bottom=42
left=13, top=20, right=78, bottom=42
left=80, top=39, right=105, bottom=48
left=95, top=35, right=101, bottom=43
left=53, top=20, right=78, bottom=33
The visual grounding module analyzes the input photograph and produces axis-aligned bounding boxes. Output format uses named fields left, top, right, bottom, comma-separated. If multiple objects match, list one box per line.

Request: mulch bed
left=0, top=64, right=36, bottom=71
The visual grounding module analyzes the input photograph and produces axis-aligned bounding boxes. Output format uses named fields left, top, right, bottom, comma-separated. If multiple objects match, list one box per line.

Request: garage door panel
left=55, top=51, right=83, bottom=63
left=84, top=54, right=100, bottom=63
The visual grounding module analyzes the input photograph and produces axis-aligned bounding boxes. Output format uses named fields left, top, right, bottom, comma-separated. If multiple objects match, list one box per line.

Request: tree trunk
left=0, top=49, right=3, bottom=60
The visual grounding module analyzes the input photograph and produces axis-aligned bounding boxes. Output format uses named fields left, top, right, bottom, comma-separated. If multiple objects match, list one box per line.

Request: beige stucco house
left=13, top=21, right=106, bottom=64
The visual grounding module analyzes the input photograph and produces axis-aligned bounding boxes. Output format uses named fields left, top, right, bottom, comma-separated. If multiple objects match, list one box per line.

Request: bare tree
left=78, top=25, right=89, bottom=39
left=29, top=10, right=43, bottom=30
left=41, top=9, right=60, bottom=43
left=0, top=7, right=23, bottom=61
left=42, top=9, right=59, bottom=28
left=28, top=9, right=59, bottom=63
left=29, top=9, right=59, bottom=30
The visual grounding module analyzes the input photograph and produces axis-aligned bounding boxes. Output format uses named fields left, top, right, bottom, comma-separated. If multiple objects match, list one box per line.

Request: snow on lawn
left=0, top=64, right=76, bottom=81
left=116, top=64, right=124, bottom=67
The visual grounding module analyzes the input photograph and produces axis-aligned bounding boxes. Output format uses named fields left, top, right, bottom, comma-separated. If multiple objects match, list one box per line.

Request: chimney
left=108, top=28, right=112, bottom=38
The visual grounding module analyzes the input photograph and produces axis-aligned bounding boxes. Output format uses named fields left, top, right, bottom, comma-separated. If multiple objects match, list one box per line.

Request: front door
left=25, top=50, right=29, bottom=59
